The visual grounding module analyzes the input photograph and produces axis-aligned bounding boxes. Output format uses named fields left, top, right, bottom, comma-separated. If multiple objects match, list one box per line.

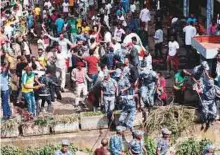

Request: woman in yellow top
left=76, top=17, right=82, bottom=29
left=81, top=21, right=91, bottom=35
left=34, top=4, right=41, bottom=22
left=37, top=49, right=47, bottom=69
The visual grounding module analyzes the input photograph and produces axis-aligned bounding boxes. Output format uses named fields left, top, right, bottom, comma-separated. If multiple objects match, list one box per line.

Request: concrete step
left=52, top=91, right=76, bottom=115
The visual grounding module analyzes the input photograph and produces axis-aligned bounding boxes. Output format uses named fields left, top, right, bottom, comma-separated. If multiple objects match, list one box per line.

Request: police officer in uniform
left=109, top=126, right=126, bottom=155
left=185, top=61, right=210, bottom=88
left=195, top=79, right=220, bottom=128
left=129, top=130, right=147, bottom=155
left=202, top=144, right=215, bottom=155
left=118, top=94, right=137, bottom=133
left=156, top=128, right=172, bottom=155
left=100, top=70, right=118, bottom=123
left=115, top=68, right=131, bottom=96
left=54, top=139, right=73, bottom=155
left=138, top=68, right=158, bottom=108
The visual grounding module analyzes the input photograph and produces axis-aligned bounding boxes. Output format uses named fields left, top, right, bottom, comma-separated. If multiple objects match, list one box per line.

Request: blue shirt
left=156, top=137, right=169, bottom=155
left=129, top=139, right=143, bottom=155
left=55, top=18, right=65, bottom=33
left=187, top=17, right=197, bottom=24
left=0, top=72, right=9, bottom=91
left=128, top=18, right=139, bottom=32
left=101, top=78, right=117, bottom=95
left=27, top=15, right=34, bottom=29
left=110, top=134, right=124, bottom=155
left=105, top=52, right=115, bottom=69
left=118, top=76, right=130, bottom=95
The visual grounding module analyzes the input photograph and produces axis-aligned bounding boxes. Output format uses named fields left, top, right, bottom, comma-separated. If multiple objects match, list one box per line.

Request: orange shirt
left=69, top=0, right=74, bottom=6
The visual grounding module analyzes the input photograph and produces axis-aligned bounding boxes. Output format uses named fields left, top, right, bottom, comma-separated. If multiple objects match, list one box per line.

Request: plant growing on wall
left=1, top=119, right=18, bottom=135
left=1, top=144, right=88, bottom=155
left=52, top=114, right=78, bottom=125
left=81, top=111, right=104, bottom=117
left=33, top=115, right=54, bottom=127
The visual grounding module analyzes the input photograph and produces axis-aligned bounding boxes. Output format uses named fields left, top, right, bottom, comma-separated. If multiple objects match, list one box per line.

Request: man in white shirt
left=113, top=24, right=126, bottom=43
left=104, top=30, right=112, bottom=43
left=45, top=33, right=75, bottom=59
left=139, top=6, right=151, bottom=32
left=183, top=22, right=197, bottom=61
left=104, top=12, right=110, bottom=29
left=154, top=25, right=163, bottom=58
left=117, top=13, right=127, bottom=27
left=105, top=2, right=112, bottom=15
left=141, top=50, right=152, bottom=70
left=111, top=38, right=121, bottom=53
left=62, top=0, right=69, bottom=16
left=4, top=24, right=14, bottom=40
left=44, top=0, right=52, bottom=9
left=167, top=37, right=179, bottom=75
left=91, top=14, right=101, bottom=26
left=55, top=46, right=67, bottom=92
left=130, top=2, right=136, bottom=13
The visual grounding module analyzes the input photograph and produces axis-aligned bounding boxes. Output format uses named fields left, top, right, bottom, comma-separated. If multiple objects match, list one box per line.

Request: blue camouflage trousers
left=140, top=83, right=156, bottom=107
left=201, top=100, right=217, bottom=123
left=119, top=108, right=136, bottom=131
left=103, top=96, right=115, bottom=120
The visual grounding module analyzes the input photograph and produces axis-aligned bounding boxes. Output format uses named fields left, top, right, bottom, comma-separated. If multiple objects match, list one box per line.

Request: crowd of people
left=0, top=0, right=220, bottom=154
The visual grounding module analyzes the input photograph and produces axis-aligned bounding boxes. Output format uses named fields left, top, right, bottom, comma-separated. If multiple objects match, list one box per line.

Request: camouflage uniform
left=139, top=69, right=157, bottom=107
left=119, top=95, right=136, bottom=131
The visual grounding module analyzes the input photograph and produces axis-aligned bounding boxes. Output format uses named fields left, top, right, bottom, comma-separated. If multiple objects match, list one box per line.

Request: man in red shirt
left=73, top=49, right=99, bottom=90
left=94, top=138, right=110, bottom=155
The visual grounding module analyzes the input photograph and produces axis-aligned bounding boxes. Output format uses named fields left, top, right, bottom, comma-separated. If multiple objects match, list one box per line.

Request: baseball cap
left=201, top=61, right=209, bottom=70
left=133, top=130, right=144, bottom=137
left=76, top=61, right=84, bottom=67
left=161, top=128, right=172, bottom=135
left=116, top=126, right=126, bottom=132
left=115, top=69, right=122, bottom=77
left=62, top=139, right=70, bottom=146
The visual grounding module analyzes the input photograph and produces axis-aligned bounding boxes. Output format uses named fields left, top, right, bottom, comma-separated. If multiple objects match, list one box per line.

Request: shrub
left=144, top=136, right=156, bottom=155
left=176, top=138, right=212, bottom=155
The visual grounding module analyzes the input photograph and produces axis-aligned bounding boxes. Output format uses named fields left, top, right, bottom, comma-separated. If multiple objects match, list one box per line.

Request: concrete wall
left=2, top=124, right=220, bottom=151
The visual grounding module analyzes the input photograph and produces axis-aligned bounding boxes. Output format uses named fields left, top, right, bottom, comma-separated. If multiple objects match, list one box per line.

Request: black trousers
left=155, top=43, right=163, bottom=58
left=185, top=45, right=192, bottom=59
left=174, top=89, right=185, bottom=104
left=49, top=75, right=62, bottom=101
left=50, top=85, right=62, bottom=101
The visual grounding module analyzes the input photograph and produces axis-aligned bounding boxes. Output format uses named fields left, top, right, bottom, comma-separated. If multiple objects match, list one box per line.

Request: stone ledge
left=1, top=129, right=133, bottom=150
left=2, top=123, right=220, bottom=151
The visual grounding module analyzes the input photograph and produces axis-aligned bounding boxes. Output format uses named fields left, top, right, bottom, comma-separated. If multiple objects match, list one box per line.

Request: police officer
left=188, top=61, right=210, bottom=88
left=115, top=68, right=131, bottom=96
left=195, top=79, right=219, bottom=128
left=118, top=94, right=137, bottom=133
left=114, top=43, right=129, bottom=64
left=139, top=68, right=157, bottom=108
left=202, top=144, right=215, bottom=155
left=156, top=128, right=172, bottom=155
left=129, top=130, right=147, bottom=155
left=109, top=126, right=126, bottom=155
left=54, top=139, right=73, bottom=155
left=100, top=70, right=118, bottom=123
left=122, top=58, right=139, bottom=86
